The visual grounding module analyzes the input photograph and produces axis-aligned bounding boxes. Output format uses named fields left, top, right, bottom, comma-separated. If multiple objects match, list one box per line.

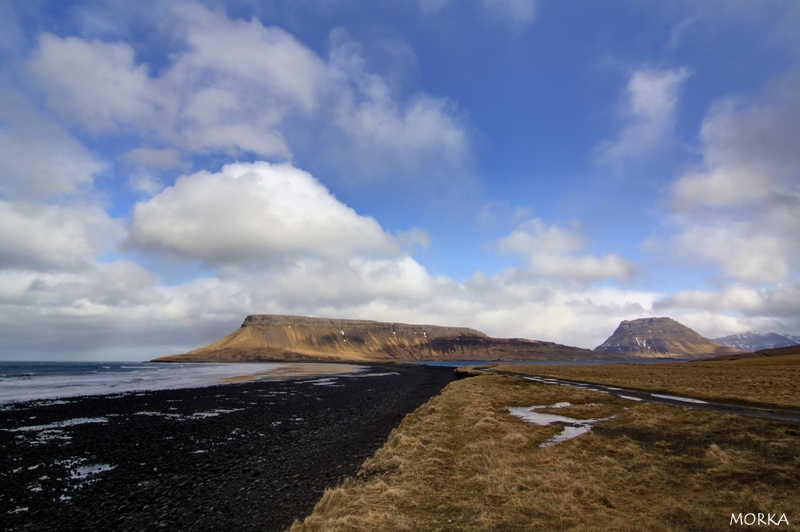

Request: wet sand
left=0, top=363, right=454, bottom=531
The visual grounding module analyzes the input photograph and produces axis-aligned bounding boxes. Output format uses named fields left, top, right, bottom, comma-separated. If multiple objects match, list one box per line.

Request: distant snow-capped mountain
left=713, top=332, right=800, bottom=352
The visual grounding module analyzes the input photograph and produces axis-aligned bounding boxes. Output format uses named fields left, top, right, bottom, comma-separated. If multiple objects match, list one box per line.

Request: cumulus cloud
left=0, top=154, right=661, bottom=358
left=301, top=28, right=470, bottom=182
left=0, top=201, right=123, bottom=272
left=497, top=219, right=636, bottom=282
left=671, top=87, right=800, bottom=211
left=669, top=221, right=790, bottom=284
left=645, top=75, right=800, bottom=337
left=29, top=34, right=157, bottom=134
left=26, top=5, right=470, bottom=180
left=653, top=282, right=800, bottom=338
left=127, top=162, right=400, bottom=265
left=656, top=286, right=758, bottom=315
left=0, top=88, right=106, bottom=199
left=0, top=244, right=661, bottom=358
left=596, top=66, right=690, bottom=167
left=663, top=77, right=800, bottom=285
left=28, top=11, right=320, bottom=158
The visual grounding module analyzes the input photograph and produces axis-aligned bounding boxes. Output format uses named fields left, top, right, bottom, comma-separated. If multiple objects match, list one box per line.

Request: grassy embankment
left=291, top=357, right=800, bottom=531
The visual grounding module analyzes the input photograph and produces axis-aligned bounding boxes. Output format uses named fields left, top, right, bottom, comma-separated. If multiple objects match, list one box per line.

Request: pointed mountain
left=153, top=314, right=607, bottom=363
left=594, top=317, right=745, bottom=359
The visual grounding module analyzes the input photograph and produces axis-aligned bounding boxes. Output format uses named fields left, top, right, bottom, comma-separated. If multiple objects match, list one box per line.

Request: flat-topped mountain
left=153, top=314, right=609, bottom=363
left=594, top=317, right=745, bottom=359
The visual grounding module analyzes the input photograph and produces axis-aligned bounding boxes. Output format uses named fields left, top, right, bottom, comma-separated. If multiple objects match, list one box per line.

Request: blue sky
left=1, top=0, right=799, bottom=360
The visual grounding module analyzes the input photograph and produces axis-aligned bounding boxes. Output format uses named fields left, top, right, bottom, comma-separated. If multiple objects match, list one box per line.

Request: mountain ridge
left=153, top=314, right=612, bottom=363
left=713, top=332, right=800, bottom=352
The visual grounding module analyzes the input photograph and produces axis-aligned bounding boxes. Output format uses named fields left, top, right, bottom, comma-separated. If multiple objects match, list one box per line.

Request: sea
left=0, top=358, right=687, bottom=405
left=0, top=361, right=366, bottom=405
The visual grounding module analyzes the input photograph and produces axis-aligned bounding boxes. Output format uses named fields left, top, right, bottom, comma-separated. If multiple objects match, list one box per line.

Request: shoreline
left=1, top=363, right=455, bottom=531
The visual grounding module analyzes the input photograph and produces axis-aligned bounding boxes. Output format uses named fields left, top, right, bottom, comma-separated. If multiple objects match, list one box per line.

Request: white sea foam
left=4, top=417, right=108, bottom=432
left=0, top=362, right=366, bottom=405
left=304, top=378, right=341, bottom=386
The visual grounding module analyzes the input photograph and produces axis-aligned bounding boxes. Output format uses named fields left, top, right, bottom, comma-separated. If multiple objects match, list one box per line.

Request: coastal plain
left=293, top=357, right=800, bottom=531
left=0, top=364, right=454, bottom=531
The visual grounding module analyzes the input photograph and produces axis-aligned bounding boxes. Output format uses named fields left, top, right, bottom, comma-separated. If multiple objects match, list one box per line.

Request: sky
left=1, top=0, right=799, bottom=360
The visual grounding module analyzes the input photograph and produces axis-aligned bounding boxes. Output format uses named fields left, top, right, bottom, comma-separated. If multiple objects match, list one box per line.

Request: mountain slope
left=713, top=332, right=800, bottom=352
left=153, top=314, right=607, bottom=363
left=594, top=317, right=745, bottom=359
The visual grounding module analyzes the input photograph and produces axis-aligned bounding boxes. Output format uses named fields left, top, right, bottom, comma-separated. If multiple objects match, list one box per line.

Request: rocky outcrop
left=153, top=314, right=607, bottom=363
left=594, top=317, right=745, bottom=359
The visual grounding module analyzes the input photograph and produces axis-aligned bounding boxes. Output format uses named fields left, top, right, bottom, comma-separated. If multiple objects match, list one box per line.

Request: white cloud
left=655, top=284, right=766, bottom=314
left=314, top=29, right=470, bottom=182
left=419, top=0, right=536, bottom=26
left=671, top=90, right=800, bottom=211
left=596, top=67, right=690, bottom=167
left=0, top=201, right=123, bottom=272
left=397, top=228, right=431, bottom=252
left=670, top=221, right=790, bottom=284
left=173, top=4, right=323, bottom=114
left=663, top=77, right=800, bottom=286
left=127, top=162, right=400, bottom=265
left=120, top=147, right=187, bottom=171
left=646, top=75, right=800, bottom=335
left=481, top=0, right=536, bottom=24
left=0, top=151, right=663, bottom=357
left=29, top=34, right=156, bottom=134
left=0, top=261, right=158, bottom=309
left=26, top=6, right=470, bottom=180
left=498, top=219, right=636, bottom=282
left=0, top=87, right=106, bottom=199
left=653, top=282, right=800, bottom=338
left=127, top=173, right=164, bottom=196
left=28, top=14, right=319, bottom=158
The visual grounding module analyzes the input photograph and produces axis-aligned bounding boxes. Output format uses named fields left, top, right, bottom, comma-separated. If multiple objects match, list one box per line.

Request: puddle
left=508, top=402, right=615, bottom=448
left=522, top=376, right=710, bottom=407
left=618, top=395, right=643, bottom=402
left=651, top=393, right=707, bottom=404
left=69, top=463, right=114, bottom=489
left=71, top=463, right=114, bottom=481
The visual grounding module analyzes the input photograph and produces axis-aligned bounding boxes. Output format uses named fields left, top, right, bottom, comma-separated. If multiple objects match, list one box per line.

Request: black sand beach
left=0, top=364, right=454, bottom=531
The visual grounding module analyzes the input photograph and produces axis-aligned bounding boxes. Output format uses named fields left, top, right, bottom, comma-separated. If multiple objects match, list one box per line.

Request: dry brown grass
left=291, top=374, right=800, bottom=531
left=490, top=354, right=800, bottom=409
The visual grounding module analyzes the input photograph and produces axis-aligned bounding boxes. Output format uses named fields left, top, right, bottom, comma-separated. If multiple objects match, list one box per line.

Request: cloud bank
left=0, top=2, right=798, bottom=360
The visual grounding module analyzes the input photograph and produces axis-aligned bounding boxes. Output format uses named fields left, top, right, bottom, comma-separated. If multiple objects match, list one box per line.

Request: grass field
left=490, top=354, right=800, bottom=409
left=291, top=367, right=800, bottom=531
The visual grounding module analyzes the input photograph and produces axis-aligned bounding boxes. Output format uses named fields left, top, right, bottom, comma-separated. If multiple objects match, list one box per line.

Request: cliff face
left=594, top=317, right=745, bottom=359
left=153, top=314, right=606, bottom=363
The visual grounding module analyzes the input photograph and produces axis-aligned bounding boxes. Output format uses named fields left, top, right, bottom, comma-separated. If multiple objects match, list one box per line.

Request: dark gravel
left=0, top=364, right=455, bottom=531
